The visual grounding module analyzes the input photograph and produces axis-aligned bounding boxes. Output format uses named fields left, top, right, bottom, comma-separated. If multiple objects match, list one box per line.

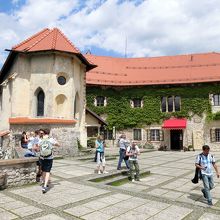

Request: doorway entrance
left=170, top=130, right=183, bottom=150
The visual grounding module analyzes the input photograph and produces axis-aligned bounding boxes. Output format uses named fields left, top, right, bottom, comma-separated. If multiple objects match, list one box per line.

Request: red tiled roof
left=86, top=53, right=220, bottom=86
left=162, top=118, right=187, bottom=129
left=12, top=28, right=80, bottom=54
left=9, top=117, right=76, bottom=125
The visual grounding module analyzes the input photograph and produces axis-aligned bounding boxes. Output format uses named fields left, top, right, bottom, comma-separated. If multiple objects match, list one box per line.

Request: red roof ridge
left=12, top=28, right=49, bottom=50
left=51, top=28, right=58, bottom=50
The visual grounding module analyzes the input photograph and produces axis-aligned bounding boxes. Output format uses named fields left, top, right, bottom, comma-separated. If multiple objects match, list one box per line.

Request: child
left=126, top=141, right=140, bottom=182
left=96, top=135, right=108, bottom=174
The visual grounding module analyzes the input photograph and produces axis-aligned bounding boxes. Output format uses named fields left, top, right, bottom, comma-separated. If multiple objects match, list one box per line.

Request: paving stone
left=82, top=211, right=112, bottom=220
left=0, top=211, right=18, bottom=220
left=148, top=205, right=193, bottom=220
left=64, top=205, right=94, bottom=217
left=33, top=214, right=66, bottom=220
left=198, top=213, right=220, bottom=220
left=11, top=205, right=42, bottom=217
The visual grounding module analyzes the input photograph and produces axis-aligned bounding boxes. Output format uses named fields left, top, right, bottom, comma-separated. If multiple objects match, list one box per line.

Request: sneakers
left=131, top=179, right=135, bottom=182
left=208, top=200, right=213, bottom=206
left=98, top=171, right=101, bottom=175
left=136, top=179, right=141, bottom=181
left=42, top=186, right=48, bottom=194
left=103, top=171, right=109, bottom=174
left=201, top=189, right=207, bottom=199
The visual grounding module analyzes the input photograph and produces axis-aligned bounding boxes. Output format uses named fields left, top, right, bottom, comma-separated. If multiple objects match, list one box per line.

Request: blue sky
left=1, top=0, right=220, bottom=68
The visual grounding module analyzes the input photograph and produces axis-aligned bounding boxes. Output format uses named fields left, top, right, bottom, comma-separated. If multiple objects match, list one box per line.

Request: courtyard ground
left=1, top=149, right=220, bottom=220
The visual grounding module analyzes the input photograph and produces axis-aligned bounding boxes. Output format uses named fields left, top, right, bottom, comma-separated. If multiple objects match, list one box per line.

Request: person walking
left=195, top=145, right=220, bottom=206
left=96, top=135, right=108, bottom=174
left=117, top=134, right=130, bottom=170
left=38, top=128, right=60, bottom=194
left=126, top=141, right=140, bottom=182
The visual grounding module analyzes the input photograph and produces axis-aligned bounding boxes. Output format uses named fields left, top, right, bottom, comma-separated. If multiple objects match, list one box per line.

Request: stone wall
left=0, top=158, right=38, bottom=188
left=10, top=124, right=80, bottom=157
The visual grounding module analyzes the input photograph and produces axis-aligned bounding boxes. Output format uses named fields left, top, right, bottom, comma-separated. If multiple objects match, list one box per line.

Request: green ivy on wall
left=86, top=84, right=220, bottom=130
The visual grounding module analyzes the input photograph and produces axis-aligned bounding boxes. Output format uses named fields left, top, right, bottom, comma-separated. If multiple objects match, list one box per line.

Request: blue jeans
left=201, top=174, right=214, bottom=202
left=117, top=149, right=129, bottom=169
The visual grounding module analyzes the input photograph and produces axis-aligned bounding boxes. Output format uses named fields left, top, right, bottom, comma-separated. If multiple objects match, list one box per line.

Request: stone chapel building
left=0, top=28, right=97, bottom=155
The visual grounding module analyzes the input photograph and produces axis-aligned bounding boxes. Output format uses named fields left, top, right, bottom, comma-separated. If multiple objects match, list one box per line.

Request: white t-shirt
left=126, top=145, right=140, bottom=161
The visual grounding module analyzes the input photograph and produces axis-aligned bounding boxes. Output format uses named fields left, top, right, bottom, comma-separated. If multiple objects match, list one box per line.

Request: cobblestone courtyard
left=1, top=150, right=220, bottom=220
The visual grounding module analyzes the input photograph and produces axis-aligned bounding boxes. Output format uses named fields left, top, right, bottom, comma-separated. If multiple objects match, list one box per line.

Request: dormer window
left=94, top=96, right=106, bottom=106
left=131, top=98, right=143, bottom=108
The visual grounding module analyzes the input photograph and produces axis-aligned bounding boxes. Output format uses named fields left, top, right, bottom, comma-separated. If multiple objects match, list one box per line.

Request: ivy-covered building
left=85, top=53, right=220, bottom=151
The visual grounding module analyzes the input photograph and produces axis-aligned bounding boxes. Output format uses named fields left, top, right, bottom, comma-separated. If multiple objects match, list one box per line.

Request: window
left=104, top=130, right=113, bottom=140
left=161, top=96, right=181, bottom=112
left=57, top=76, right=66, bottom=85
left=96, top=96, right=105, bottom=106
left=133, top=129, right=142, bottom=140
left=213, top=94, right=220, bottom=106
left=132, top=98, right=142, bottom=108
left=150, top=129, right=160, bottom=141
left=216, top=129, right=220, bottom=142
left=87, top=126, right=98, bottom=137
left=37, top=90, right=45, bottom=116
left=147, top=129, right=164, bottom=141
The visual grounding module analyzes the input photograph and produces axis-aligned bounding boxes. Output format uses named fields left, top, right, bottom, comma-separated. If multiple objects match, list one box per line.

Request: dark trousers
left=117, top=149, right=129, bottom=169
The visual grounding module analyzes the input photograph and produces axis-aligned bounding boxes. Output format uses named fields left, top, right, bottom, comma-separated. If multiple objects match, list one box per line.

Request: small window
left=37, top=90, right=45, bottom=116
left=150, top=129, right=160, bottom=141
left=87, top=126, right=98, bottom=137
left=96, top=96, right=105, bottom=106
left=103, top=129, right=113, bottom=140
left=132, top=98, right=142, bottom=108
left=215, top=129, right=220, bottom=142
left=213, top=94, right=220, bottom=106
left=133, top=129, right=142, bottom=140
left=57, top=76, right=66, bottom=85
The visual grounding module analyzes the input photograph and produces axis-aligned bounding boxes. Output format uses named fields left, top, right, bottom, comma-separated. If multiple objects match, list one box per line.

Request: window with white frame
left=133, top=129, right=142, bottom=140
left=213, top=94, right=220, bottom=106
left=150, top=129, right=160, bottom=141
left=146, top=129, right=164, bottom=141
left=95, top=96, right=105, bottom=106
left=161, top=96, right=181, bottom=112
left=131, top=98, right=142, bottom=108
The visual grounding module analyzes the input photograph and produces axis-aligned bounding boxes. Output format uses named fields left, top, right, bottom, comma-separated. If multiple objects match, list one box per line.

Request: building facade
left=85, top=54, right=220, bottom=150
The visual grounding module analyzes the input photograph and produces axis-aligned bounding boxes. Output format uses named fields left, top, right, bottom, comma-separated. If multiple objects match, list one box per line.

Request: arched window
left=37, top=90, right=45, bottom=116
left=174, top=96, right=181, bottom=111
left=168, top=96, right=174, bottom=112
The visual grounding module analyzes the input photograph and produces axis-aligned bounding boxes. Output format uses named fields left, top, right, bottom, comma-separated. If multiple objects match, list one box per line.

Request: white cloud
left=1, top=0, right=220, bottom=68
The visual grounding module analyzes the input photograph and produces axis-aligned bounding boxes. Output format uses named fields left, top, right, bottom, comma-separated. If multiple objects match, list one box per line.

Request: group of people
left=95, top=133, right=141, bottom=182
left=21, top=129, right=220, bottom=205
left=20, top=129, right=60, bottom=194
left=95, top=133, right=220, bottom=206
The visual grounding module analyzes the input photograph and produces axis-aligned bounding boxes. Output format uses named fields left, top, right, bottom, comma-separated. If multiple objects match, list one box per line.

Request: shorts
left=40, top=159, right=53, bottom=172
left=96, top=152, right=105, bottom=166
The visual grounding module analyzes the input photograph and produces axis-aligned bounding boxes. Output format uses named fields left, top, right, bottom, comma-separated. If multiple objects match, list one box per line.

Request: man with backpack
left=38, top=128, right=60, bottom=194
left=195, top=145, right=220, bottom=206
